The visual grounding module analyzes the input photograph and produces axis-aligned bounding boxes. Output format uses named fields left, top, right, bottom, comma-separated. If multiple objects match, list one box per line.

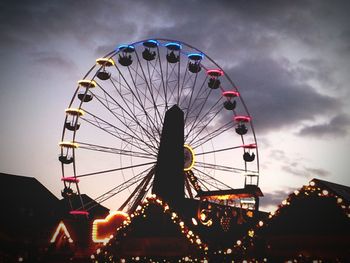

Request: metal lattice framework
left=59, top=39, right=260, bottom=215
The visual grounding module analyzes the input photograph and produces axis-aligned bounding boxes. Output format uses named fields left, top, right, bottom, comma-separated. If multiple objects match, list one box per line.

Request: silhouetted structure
left=0, top=173, right=109, bottom=262
left=256, top=178, right=350, bottom=262
left=153, top=105, right=185, bottom=208
left=0, top=173, right=59, bottom=262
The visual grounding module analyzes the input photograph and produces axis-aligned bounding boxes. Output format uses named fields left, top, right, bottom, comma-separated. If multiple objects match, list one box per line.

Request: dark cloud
left=228, top=57, right=340, bottom=133
left=260, top=187, right=295, bottom=209
left=1, top=1, right=348, bottom=134
left=298, top=113, right=350, bottom=138
left=31, top=51, right=77, bottom=71
left=282, top=164, right=330, bottom=179
left=268, top=148, right=330, bottom=179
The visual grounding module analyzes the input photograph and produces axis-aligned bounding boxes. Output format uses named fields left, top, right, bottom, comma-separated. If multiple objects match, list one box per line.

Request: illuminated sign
left=92, top=211, right=129, bottom=243
left=50, top=221, right=73, bottom=243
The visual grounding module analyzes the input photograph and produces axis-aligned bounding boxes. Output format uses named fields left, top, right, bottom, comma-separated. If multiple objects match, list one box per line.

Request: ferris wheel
left=59, top=39, right=261, bottom=216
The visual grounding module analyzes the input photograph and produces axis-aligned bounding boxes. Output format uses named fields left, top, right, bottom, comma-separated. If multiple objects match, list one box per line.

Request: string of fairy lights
left=91, top=195, right=209, bottom=262
left=89, top=179, right=349, bottom=262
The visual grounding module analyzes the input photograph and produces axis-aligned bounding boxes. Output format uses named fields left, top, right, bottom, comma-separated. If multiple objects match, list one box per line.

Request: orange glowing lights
left=92, top=211, right=129, bottom=243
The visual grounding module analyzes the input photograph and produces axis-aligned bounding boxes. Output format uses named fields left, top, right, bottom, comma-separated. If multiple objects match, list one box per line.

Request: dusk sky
left=1, top=0, right=349, bottom=212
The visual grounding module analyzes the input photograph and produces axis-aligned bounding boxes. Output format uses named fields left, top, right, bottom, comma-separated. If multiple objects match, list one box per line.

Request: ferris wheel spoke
left=178, top=62, right=190, bottom=107
left=155, top=46, right=167, bottom=110
left=165, top=62, right=179, bottom=104
left=75, top=161, right=156, bottom=178
left=94, top=82, right=160, bottom=148
left=81, top=166, right=153, bottom=210
left=107, top=77, right=162, bottom=139
left=184, top=84, right=212, bottom=139
left=146, top=61, right=166, bottom=114
left=179, top=75, right=197, bottom=111
left=191, top=120, right=233, bottom=149
left=81, top=110, right=157, bottom=155
left=184, top=176, right=194, bottom=199
left=184, top=71, right=200, bottom=125
left=184, top=74, right=208, bottom=124
left=91, top=93, right=137, bottom=124
left=80, top=116, right=155, bottom=156
left=76, top=141, right=156, bottom=159
left=94, top=169, right=150, bottom=206
left=111, top=65, right=162, bottom=142
left=120, top=168, right=154, bottom=212
left=131, top=50, right=164, bottom=130
left=193, top=175, right=210, bottom=191
left=106, top=77, right=145, bottom=114
left=175, top=53, right=182, bottom=105
left=127, top=60, right=158, bottom=112
left=126, top=65, right=162, bottom=138
left=193, top=167, right=232, bottom=190
left=144, top=61, right=165, bottom=129
left=195, top=161, right=253, bottom=174
left=185, top=96, right=223, bottom=143
left=196, top=145, right=242, bottom=156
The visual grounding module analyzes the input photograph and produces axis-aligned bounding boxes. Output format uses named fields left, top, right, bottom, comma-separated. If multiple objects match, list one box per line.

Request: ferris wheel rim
left=59, top=38, right=260, bottom=214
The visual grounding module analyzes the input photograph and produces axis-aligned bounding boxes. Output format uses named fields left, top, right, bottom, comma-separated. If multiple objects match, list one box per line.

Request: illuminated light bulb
left=226, top=248, right=232, bottom=254
left=322, top=189, right=329, bottom=196
left=337, top=198, right=343, bottom=203
left=258, top=220, right=264, bottom=227
left=135, top=256, right=140, bottom=261
left=196, top=238, right=201, bottom=245
left=184, top=256, right=189, bottom=261
left=236, top=240, right=242, bottom=246
left=96, top=249, right=101, bottom=254
left=192, top=217, right=198, bottom=225
left=248, top=230, right=254, bottom=237
left=282, top=200, right=288, bottom=205
left=309, top=181, right=315, bottom=186
left=294, top=190, right=300, bottom=195
left=200, top=213, right=207, bottom=221
left=18, top=257, right=24, bottom=262
left=90, top=255, right=95, bottom=259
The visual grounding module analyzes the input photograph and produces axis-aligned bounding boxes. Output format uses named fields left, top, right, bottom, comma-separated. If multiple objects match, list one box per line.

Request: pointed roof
left=92, top=195, right=208, bottom=261
left=312, top=178, right=350, bottom=202
left=0, top=172, right=59, bottom=206
left=92, top=194, right=268, bottom=261
left=0, top=172, right=60, bottom=242
left=247, top=178, right=350, bottom=261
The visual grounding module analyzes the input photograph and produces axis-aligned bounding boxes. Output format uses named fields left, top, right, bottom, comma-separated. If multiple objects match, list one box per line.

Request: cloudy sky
left=1, top=0, right=349, bottom=212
